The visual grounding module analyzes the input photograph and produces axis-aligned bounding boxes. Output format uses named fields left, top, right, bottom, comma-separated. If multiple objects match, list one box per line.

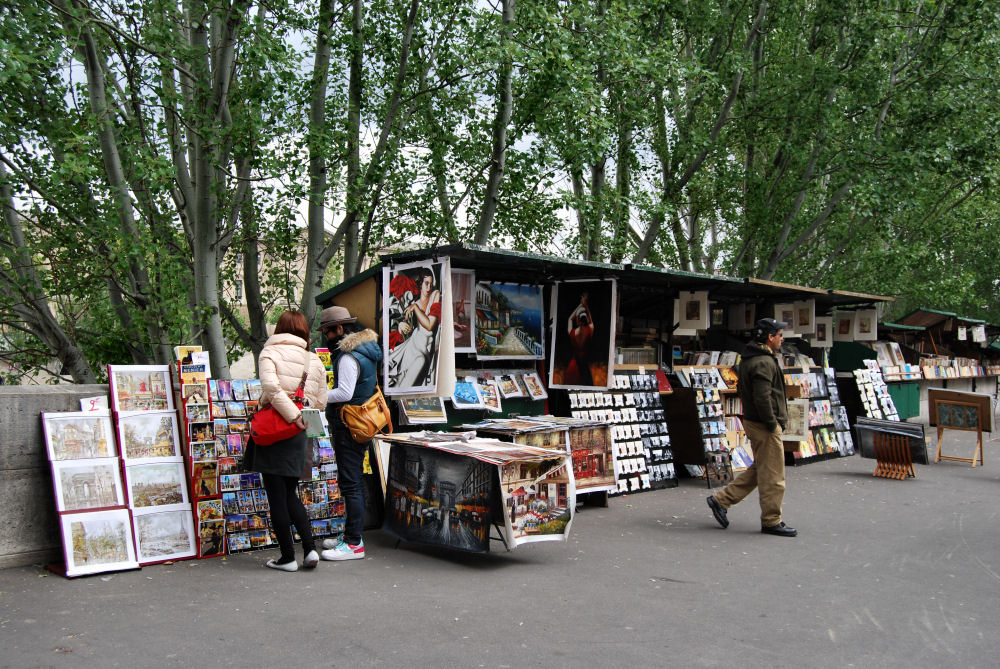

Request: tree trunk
left=302, top=0, right=337, bottom=325
left=0, top=162, right=97, bottom=383
left=475, top=0, right=516, bottom=245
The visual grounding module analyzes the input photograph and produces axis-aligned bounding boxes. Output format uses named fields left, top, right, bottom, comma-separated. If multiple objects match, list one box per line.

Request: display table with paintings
left=462, top=416, right=617, bottom=496
left=375, top=432, right=574, bottom=552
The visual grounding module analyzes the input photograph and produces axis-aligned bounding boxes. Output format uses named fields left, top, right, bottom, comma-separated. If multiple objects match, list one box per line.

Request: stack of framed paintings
left=109, top=364, right=197, bottom=565
left=42, top=410, right=139, bottom=577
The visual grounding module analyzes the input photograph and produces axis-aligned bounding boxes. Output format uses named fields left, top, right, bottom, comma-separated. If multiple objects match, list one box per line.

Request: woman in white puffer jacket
left=245, top=310, right=327, bottom=572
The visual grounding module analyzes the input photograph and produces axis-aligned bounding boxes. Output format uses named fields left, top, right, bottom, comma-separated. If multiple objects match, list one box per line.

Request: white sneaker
left=321, top=534, right=344, bottom=550
left=320, top=538, right=364, bottom=561
left=302, top=550, right=319, bottom=569
left=266, top=558, right=299, bottom=572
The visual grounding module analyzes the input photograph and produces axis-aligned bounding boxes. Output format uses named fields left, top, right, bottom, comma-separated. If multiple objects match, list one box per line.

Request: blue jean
left=332, top=424, right=368, bottom=545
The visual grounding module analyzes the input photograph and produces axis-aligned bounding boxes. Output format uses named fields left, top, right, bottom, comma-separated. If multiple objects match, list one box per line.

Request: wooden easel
left=935, top=400, right=984, bottom=467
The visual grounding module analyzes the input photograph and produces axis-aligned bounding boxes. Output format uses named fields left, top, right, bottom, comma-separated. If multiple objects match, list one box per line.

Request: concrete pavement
left=2, top=431, right=998, bottom=668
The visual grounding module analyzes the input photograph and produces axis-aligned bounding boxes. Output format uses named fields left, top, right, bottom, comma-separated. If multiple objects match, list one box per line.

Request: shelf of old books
left=566, top=369, right=676, bottom=494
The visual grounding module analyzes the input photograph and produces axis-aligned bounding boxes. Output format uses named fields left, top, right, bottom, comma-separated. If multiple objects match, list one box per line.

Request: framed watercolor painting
left=116, top=410, right=182, bottom=462
left=60, top=509, right=139, bottom=578
left=42, top=411, right=116, bottom=460
left=132, top=509, right=197, bottom=563
left=108, top=365, right=173, bottom=412
left=51, top=458, right=126, bottom=512
left=125, top=461, right=189, bottom=511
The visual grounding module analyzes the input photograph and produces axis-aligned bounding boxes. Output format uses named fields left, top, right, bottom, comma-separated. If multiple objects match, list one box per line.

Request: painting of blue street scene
left=475, top=282, right=545, bottom=359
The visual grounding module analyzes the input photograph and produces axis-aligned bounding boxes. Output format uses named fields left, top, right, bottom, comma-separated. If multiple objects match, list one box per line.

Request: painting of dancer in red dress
left=548, top=279, right=616, bottom=389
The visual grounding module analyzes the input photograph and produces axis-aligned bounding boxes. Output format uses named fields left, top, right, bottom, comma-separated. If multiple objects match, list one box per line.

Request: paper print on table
left=125, top=461, right=188, bottom=511
left=51, top=458, right=126, bottom=512
left=383, top=258, right=454, bottom=396
left=497, top=373, right=526, bottom=398
left=477, top=378, right=503, bottom=412
left=133, top=509, right=196, bottom=563
left=521, top=371, right=548, bottom=400
left=108, top=365, right=173, bottom=412
left=451, top=268, right=476, bottom=353
left=116, top=411, right=182, bottom=462
left=567, top=425, right=616, bottom=494
left=500, top=454, right=574, bottom=546
left=399, top=396, right=448, bottom=424
left=60, top=509, right=139, bottom=578
left=42, top=411, right=116, bottom=460
left=451, top=377, right=484, bottom=408
left=475, top=282, right=545, bottom=360
left=383, top=443, right=493, bottom=552
left=549, top=279, right=617, bottom=389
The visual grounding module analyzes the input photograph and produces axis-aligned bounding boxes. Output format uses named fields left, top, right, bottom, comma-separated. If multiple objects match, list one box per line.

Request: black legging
left=261, top=473, right=314, bottom=562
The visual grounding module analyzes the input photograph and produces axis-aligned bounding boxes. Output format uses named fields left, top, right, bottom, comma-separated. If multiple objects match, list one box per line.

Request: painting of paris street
left=60, top=509, right=138, bottom=577
left=117, top=411, right=181, bottom=461
left=475, top=282, right=545, bottom=360
left=133, top=510, right=196, bottom=562
left=108, top=365, right=173, bottom=412
left=500, top=455, right=575, bottom=546
left=125, top=462, right=188, bottom=510
left=384, top=444, right=494, bottom=552
left=42, top=412, right=116, bottom=460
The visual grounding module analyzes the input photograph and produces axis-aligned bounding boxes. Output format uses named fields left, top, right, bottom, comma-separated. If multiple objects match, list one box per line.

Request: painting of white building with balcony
left=475, top=282, right=545, bottom=360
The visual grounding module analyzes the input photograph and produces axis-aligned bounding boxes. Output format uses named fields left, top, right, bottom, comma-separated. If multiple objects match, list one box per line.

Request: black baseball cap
left=756, top=318, right=787, bottom=334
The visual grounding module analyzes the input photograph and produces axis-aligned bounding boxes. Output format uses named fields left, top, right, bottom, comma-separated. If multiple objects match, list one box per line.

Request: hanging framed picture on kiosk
left=549, top=278, right=618, bottom=390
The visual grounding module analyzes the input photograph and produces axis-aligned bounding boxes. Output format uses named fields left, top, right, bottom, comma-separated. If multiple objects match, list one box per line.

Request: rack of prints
left=108, top=364, right=198, bottom=566
left=41, top=411, right=139, bottom=577
left=853, top=360, right=900, bottom=422
left=567, top=370, right=675, bottom=495
left=307, top=346, right=347, bottom=538
left=203, top=377, right=279, bottom=554
left=783, top=368, right=856, bottom=459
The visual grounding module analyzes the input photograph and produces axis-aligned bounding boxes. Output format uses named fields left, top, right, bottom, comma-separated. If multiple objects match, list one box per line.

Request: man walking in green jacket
left=707, top=318, right=797, bottom=537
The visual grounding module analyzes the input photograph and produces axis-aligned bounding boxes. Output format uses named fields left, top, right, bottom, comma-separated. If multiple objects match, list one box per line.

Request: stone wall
left=0, top=385, right=109, bottom=568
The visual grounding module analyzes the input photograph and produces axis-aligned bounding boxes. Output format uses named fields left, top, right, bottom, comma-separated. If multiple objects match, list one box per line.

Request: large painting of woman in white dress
left=383, top=260, right=445, bottom=394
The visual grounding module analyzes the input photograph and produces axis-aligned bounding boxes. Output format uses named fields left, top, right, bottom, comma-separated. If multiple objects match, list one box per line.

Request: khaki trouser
left=714, top=419, right=786, bottom=526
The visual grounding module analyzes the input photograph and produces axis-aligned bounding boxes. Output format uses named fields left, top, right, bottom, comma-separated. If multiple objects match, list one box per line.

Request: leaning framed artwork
left=107, top=365, right=174, bottom=412
left=51, top=458, right=126, bottom=512
left=116, top=411, right=182, bottom=462
left=60, top=509, right=139, bottom=578
left=42, top=411, right=117, bottom=460
left=132, top=509, right=197, bottom=564
left=125, top=461, right=189, bottom=511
